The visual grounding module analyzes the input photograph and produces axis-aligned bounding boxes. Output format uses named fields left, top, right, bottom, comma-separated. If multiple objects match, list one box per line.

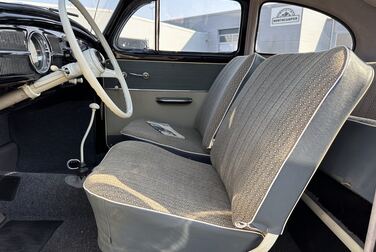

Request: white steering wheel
left=58, top=0, right=133, bottom=118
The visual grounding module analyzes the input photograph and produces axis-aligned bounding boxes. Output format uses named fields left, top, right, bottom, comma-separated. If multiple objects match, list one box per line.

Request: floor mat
left=0, top=220, right=62, bottom=252
left=41, top=217, right=100, bottom=252
left=0, top=172, right=100, bottom=252
left=9, top=99, right=97, bottom=174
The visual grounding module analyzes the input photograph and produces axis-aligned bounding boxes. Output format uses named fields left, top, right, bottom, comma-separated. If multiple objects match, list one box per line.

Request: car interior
left=0, top=0, right=375, bottom=251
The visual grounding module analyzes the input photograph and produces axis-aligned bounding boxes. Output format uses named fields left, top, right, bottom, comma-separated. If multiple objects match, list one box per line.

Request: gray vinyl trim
left=85, top=190, right=264, bottom=251
left=112, top=58, right=228, bottom=65
left=348, top=115, right=376, bottom=127
left=105, top=60, right=225, bottom=90
left=320, top=120, right=376, bottom=203
left=250, top=48, right=375, bottom=234
left=104, top=89, right=207, bottom=138
left=83, top=175, right=261, bottom=234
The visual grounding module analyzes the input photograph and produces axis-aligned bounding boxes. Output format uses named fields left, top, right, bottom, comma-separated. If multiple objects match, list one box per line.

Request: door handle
left=156, top=97, right=192, bottom=104
left=123, top=71, right=150, bottom=80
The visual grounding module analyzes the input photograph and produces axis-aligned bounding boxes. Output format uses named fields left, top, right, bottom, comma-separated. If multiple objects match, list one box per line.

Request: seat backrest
left=195, top=54, right=264, bottom=148
left=210, top=47, right=374, bottom=234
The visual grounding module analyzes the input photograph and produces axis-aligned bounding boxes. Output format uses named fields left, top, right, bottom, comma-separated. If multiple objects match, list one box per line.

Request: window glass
left=218, top=28, right=240, bottom=51
left=159, top=0, right=241, bottom=53
left=118, top=2, right=156, bottom=51
left=117, top=0, right=242, bottom=54
left=256, top=3, right=353, bottom=54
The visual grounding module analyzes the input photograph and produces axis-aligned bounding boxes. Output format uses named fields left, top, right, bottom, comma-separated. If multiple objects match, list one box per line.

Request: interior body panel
left=104, top=60, right=225, bottom=90
left=104, top=60, right=225, bottom=145
left=105, top=89, right=207, bottom=144
left=320, top=120, right=376, bottom=203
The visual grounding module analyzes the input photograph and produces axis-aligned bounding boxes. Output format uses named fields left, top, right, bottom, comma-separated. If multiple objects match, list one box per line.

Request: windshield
left=1, top=0, right=120, bottom=32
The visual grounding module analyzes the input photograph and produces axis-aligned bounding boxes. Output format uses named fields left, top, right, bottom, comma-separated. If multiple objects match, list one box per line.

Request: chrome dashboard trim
left=27, top=31, right=52, bottom=74
left=0, top=50, right=30, bottom=56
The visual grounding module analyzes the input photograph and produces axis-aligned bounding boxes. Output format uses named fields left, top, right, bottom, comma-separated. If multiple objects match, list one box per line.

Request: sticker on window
left=270, top=5, right=302, bottom=26
left=256, top=2, right=354, bottom=54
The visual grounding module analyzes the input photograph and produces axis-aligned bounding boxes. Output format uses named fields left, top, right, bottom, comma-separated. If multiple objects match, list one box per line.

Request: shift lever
left=66, top=103, right=99, bottom=178
left=80, top=103, right=100, bottom=167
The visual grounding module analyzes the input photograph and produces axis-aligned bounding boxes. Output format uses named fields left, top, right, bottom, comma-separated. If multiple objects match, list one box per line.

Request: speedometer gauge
left=27, top=32, right=51, bottom=74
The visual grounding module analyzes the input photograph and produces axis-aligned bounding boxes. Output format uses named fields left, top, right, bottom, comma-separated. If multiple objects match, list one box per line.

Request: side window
left=159, top=0, right=241, bottom=53
left=256, top=3, right=354, bottom=54
left=117, top=0, right=243, bottom=54
left=118, top=2, right=155, bottom=51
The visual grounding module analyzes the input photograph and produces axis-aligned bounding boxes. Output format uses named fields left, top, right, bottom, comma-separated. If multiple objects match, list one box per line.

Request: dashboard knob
left=50, top=65, right=59, bottom=72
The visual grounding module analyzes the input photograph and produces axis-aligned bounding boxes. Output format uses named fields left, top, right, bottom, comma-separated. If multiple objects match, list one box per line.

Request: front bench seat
left=84, top=47, right=374, bottom=252
left=121, top=54, right=264, bottom=161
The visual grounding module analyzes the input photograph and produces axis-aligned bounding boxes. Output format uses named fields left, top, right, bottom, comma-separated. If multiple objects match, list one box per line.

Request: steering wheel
left=58, top=0, right=133, bottom=118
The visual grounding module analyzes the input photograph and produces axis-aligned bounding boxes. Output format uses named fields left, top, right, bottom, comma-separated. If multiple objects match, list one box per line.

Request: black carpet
left=0, top=175, right=20, bottom=201
left=9, top=100, right=97, bottom=174
left=271, top=232, right=301, bottom=252
left=0, top=172, right=101, bottom=252
left=0, top=220, right=62, bottom=252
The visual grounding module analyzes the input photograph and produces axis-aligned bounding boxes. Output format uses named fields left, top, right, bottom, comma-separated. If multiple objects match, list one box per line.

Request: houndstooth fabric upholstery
left=195, top=54, right=264, bottom=148
left=85, top=141, right=233, bottom=228
left=211, top=47, right=374, bottom=228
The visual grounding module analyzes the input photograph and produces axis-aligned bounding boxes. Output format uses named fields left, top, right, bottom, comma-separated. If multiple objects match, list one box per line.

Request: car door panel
left=104, top=60, right=225, bottom=145
left=104, top=60, right=225, bottom=90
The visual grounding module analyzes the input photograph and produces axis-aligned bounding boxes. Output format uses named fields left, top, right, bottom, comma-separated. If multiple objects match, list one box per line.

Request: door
left=104, top=0, right=248, bottom=146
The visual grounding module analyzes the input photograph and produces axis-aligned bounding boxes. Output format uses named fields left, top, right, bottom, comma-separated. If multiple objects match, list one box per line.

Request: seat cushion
left=85, top=141, right=232, bottom=228
left=84, top=141, right=263, bottom=251
left=121, top=119, right=209, bottom=157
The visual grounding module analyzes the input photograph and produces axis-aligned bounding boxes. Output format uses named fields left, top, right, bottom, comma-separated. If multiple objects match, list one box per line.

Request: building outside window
left=218, top=28, right=240, bottom=52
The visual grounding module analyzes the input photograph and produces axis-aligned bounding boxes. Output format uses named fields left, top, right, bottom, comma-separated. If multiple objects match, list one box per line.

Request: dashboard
left=0, top=2, right=99, bottom=90
left=0, top=26, right=91, bottom=86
